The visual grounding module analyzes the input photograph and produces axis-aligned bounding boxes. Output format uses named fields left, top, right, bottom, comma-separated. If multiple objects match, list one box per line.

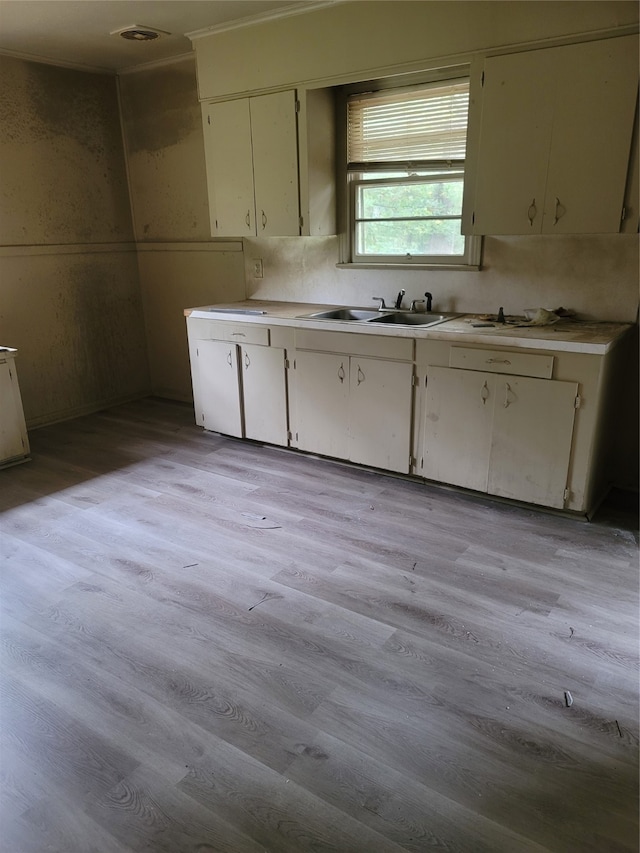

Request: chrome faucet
left=372, top=296, right=387, bottom=311
left=410, top=299, right=425, bottom=313
left=424, top=291, right=433, bottom=312
left=395, top=289, right=406, bottom=310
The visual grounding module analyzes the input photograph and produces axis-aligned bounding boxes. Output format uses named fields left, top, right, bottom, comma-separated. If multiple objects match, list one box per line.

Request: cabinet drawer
left=449, top=346, right=554, bottom=378
left=295, top=329, right=413, bottom=361
left=200, top=322, right=270, bottom=346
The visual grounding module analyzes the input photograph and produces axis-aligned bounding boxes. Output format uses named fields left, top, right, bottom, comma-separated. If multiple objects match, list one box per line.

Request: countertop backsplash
left=243, top=233, right=639, bottom=325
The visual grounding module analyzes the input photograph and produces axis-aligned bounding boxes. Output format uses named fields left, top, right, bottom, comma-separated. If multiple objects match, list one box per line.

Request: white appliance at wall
left=0, top=347, right=30, bottom=468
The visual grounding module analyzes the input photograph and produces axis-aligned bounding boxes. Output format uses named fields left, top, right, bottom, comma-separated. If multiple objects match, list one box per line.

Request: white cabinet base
left=0, top=349, right=30, bottom=468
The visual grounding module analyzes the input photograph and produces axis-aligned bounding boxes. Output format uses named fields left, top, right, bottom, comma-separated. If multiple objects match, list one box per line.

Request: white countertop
left=185, top=300, right=633, bottom=355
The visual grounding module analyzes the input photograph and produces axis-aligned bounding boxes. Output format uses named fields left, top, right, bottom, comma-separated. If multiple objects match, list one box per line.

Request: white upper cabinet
left=202, top=89, right=335, bottom=238
left=202, top=91, right=298, bottom=237
left=463, top=35, right=639, bottom=235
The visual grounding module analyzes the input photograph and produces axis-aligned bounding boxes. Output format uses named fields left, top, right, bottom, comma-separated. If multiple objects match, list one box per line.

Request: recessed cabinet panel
left=294, top=350, right=349, bottom=459
left=242, top=344, right=288, bottom=446
left=204, top=99, right=255, bottom=236
left=422, top=365, right=577, bottom=508
left=195, top=321, right=270, bottom=345
left=250, top=91, right=300, bottom=236
left=348, top=357, right=413, bottom=473
left=196, top=340, right=243, bottom=437
left=544, top=37, right=639, bottom=234
left=488, top=375, right=578, bottom=508
left=467, top=35, right=638, bottom=235
left=450, top=346, right=554, bottom=378
left=423, top=365, right=493, bottom=492
left=470, top=49, right=555, bottom=235
left=202, top=91, right=302, bottom=237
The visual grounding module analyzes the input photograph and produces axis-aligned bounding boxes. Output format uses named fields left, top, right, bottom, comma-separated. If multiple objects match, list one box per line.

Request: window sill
left=336, top=262, right=481, bottom=272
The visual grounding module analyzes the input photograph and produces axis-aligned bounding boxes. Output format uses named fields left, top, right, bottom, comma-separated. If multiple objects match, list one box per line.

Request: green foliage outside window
left=355, top=176, right=464, bottom=256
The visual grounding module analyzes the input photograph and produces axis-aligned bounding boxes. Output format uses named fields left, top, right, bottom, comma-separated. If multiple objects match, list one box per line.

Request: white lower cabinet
left=423, top=365, right=578, bottom=508
left=0, top=350, right=30, bottom=468
left=293, top=350, right=349, bottom=460
left=186, top=312, right=628, bottom=515
left=241, top=344, right=288, bottom=446
left=348, top=356, right=413, bottom=473
left=187, top=320, right=289, bottom=446
left=293, top=348, right=413, bottom=473
left=195, top=339, right=244, bottom=437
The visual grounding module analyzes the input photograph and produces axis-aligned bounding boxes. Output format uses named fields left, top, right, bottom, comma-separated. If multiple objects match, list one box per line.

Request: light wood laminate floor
left=1, top=398, right=637, bottom=853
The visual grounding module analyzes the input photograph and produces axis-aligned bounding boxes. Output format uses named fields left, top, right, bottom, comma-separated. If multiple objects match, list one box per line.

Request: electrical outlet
left=252, top=258, right=263, bottom=278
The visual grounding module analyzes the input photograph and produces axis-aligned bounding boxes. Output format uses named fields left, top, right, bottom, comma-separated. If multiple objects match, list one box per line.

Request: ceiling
left=0, top=1, right=327, bottom=74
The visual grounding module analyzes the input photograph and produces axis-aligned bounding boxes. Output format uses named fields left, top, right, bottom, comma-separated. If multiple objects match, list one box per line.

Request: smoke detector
left=110, top=25, right=170, bottom=42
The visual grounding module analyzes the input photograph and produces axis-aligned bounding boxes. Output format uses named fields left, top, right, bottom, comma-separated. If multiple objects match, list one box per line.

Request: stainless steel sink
left=368, top=312, right=459, bottom=326
left=298, top=308, right=460, bottom=326
left=299, top=308, right=382, bottom=321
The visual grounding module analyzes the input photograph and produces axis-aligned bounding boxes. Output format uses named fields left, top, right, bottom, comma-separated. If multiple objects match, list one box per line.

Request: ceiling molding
left=117, top=51, right=195, bottom=76
left=0, top=46, right=114, bottom=75
left=186, top=0, right=341, bottom=41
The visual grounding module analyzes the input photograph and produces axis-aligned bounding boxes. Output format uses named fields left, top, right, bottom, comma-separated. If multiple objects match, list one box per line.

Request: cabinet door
left=293, top=350, right=349, bottom=459
left=348, top=357, right=413, bottom=473
left=203, top=99, right=255, bottom=236
left=0, top=358, right=29, bottom=465
left=468, top=36, right=638, bottom=235
left=469, top=49, right=555, bottom=235
left=543, top=36, right=638, bottom=234
left=489, top=375, right=578, bottom=508
left=249, top=91, right=301, bottom=237
left=195, top=340, right=243, bottom=437
left=422, top=366, right=493, bottom=492
left=241, top=344, right=288, bottom=446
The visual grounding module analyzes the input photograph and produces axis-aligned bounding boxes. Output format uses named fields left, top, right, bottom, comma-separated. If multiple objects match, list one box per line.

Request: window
left=345, top=76, right=480, bottom=267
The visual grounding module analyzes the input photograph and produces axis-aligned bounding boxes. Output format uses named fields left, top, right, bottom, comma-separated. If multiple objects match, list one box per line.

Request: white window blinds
left=347, top=80, right=470, bottom=165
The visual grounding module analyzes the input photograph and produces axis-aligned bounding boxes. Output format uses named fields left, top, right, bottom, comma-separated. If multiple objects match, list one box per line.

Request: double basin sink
left=298, top=308, right=459, bottom=327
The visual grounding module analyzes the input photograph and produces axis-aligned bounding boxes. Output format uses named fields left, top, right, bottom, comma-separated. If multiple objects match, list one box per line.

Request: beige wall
left=1, top=249, right=150, bottom=426
left=195, top=0, right=639, bottom=99
left=1, top=4, right=637, bottom=488
left=118, top=59, right=210, bottom=243
left=0, top=56, right=150, bottom=426
left=136, top=245, right=246, bottom=400
left=243, top=234, right=639, bottom=323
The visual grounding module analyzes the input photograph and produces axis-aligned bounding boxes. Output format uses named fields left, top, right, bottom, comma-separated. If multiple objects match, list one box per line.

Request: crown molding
left=186, top=1, right=341, bottom=42
left=0, top=47, right=113, bottom=75
left=117, top=51, right=195, bottom=76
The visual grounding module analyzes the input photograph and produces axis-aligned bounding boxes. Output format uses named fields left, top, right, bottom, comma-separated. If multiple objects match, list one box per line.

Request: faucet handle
left=372, top=296, right=387, bottom=310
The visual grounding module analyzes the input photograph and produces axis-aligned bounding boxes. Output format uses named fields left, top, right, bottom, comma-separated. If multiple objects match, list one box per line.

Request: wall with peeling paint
left=0, top=57, right=134, bottom=245
left=0, top=56, right=151, bottom=425
left=118, top=59, right=210, bottom=242
left=118, top=58, right=247, bottom=399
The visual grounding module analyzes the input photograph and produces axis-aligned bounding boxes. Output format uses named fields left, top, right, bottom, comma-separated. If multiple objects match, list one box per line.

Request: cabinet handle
left=245, top=210, right=251, bottom=228
left=261, top=210, right=267, bottom=230
left=244, top=352, right=250, bottom=369
left=338, top=363, right=345, bottom=383
left=481, top=381, right=489, bottom=405
left=226, top=351, right=233, bottom=367
left=527, top=198, right=537, bottom=226
left=232, top=332, right=246, bottom=337
left=553, top=197, right=565, bottom=225
left=503, top=382, right=512, bottom=408
left=356, top=365, right=365, bottom=386
left=486, top=358, right=510, bottom=365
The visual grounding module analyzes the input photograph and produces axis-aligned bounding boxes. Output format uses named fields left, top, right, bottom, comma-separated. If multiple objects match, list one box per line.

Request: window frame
left=338, top=70, right=481, bottom=270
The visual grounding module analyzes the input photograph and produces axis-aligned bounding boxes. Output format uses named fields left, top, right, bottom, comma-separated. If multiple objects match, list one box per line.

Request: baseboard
left=27, top=392, right=151, bottom=430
